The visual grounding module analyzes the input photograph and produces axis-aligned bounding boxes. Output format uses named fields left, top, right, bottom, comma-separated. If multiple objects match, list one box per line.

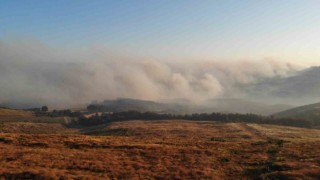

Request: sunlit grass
left=0, top=120, right=319, bottom=179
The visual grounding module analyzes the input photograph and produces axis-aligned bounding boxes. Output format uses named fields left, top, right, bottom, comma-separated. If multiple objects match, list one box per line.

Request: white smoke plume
left=0, top=38, right=305, bottom=108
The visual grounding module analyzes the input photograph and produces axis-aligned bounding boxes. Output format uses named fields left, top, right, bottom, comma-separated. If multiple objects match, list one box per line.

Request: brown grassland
left=0, top=108, right=67, bottom=124
left=0, top=119, right=320, bottom=179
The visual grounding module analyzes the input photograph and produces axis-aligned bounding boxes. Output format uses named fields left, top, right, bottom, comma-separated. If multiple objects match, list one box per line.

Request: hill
left=0, top=107, right=33, bottom=119
left=0, top=122, right=76, bottom=134
left=100, top=98, right=169, bottom=112
left=246, top=66, right=320, bottom=105
left=274, top=102, right=320, bottom=120
left=200, top=98, right=292, bottom=115
left=90, top=98, right=292, bottom=115
left=0, top=107, right=67, bottom=124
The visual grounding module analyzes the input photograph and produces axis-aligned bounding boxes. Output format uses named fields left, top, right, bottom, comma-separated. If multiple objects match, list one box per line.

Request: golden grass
left=0, top=120, right=319, bottom=179
left=0, top=108, right=68, bottom=123
left=0, top=122, right=77, bottom=134
left=0, top=108, right=33, bottom=118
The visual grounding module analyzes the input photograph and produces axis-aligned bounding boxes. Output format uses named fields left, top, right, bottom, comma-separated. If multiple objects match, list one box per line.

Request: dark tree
left=41, top=106, right=48, bottom=112
left=87, top=104, right=104, bottom=112
left=77, top=110, right=317, bottom=128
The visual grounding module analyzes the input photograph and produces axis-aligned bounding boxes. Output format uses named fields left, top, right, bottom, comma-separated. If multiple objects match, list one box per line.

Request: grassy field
left=0, top=120, right=319, bottom=179
left=0, top=108, right=72, bottom=124
left=0, top=108, right=34, bottom=119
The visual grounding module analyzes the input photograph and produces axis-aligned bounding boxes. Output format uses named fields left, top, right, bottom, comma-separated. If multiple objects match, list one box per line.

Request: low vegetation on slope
left=78, top=110, right=320, bottom=129
left=275, top=102, right=320, bottom=124
left=0, top=120, right=319, bottom=179
left=0, top=108, right=33, bottom=119
left=0, top=122, right=76, bottom=134
left=0, top=108, right=69, bottom=124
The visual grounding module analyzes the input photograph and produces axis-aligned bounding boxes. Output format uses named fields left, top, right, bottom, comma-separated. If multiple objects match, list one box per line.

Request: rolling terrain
left=2, top=1, right=320, bottom=179
left=89, top=98, right=292, bottom=115
left=0, top=107, right=77, bottom=134
left=274, top=102, right=320, bottom=129
left=0, top=107, right=68, bottom=124
left=246, top=66, right=320, bottom=105
left=0, top=119, right=319, bottom=179
left=275, top=102, right=320, bottom=118
left=0, top=107, right=319, bottom=179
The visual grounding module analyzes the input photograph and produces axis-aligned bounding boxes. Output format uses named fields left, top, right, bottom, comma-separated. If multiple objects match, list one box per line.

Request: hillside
left=0, top=108, right=33, bottom=119
left=100, top=98, right=169, bottom=112
left=246, top=66, right=320, bottom=105
left=274, top=102, right=320, bottom=121
left=0, top=120, right=319, bottom=179
left=200, top=98, right=292, bottom=115
left=90, top=98, right=292, bottom=115
left=0, top=107, right=67, bottom=124
left=0, top=122, right=76, bottom=134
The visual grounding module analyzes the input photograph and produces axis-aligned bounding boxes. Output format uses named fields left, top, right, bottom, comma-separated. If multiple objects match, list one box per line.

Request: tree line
left=77, top=110, right=318, bottom=128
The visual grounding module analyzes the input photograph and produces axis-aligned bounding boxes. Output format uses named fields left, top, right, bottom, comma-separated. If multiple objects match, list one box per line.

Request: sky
left=1, top=0, right=320, bottom=63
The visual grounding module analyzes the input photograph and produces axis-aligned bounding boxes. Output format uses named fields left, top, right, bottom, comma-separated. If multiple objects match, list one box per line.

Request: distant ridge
left=101, top=98, right=169, bottom=113
left=88, top=98, right=292, bottom=115
left=246, top=66, right=320, bottom=104
left=0, top=107, right=33, bottom=120
left=200, top=98, right=292, bottom=115
left=274, top=101, right=320, bottom=120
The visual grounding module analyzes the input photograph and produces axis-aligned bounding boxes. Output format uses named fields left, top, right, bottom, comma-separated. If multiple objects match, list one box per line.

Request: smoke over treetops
left=0, top=38, right=307, bottom=108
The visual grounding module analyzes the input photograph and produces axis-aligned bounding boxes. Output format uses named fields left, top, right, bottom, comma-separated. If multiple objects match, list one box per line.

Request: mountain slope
left=0, top=107, right=33, bottom=119
left=0, top=107, right=66, bottom=123
left=200, top=99, right=292, bottom=115
left=99, top=98, right=170, bottom=112
left=90, top=98, right=292, bottom=115
left=246, top=66, right=320, bottom=105
left=274, top=102, right=320, bottom=120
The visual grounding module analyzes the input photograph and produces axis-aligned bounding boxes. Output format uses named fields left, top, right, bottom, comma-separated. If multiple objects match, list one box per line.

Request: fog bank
left=0, top=39, right=307, bottom=108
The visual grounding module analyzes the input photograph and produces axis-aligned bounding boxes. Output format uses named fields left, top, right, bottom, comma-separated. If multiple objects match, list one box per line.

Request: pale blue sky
left=1, top=0, right=320, bottom=62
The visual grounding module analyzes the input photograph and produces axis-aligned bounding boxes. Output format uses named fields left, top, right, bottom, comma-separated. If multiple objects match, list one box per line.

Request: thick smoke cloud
left=0, top=39, right=304, bottom=108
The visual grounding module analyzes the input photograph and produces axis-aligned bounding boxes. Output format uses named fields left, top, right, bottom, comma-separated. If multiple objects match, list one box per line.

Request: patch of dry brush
left=0, top=120, right=319, bottom=179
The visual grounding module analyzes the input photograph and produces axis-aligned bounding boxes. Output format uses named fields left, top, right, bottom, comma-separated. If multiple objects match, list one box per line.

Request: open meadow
left=3, top=1, right=320, bottom=179
left=1, top=120, right=320, bottom=179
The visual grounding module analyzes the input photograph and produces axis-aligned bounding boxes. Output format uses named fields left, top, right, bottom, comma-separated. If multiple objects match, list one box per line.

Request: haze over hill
left=246, top=66, right=320, bottom=105
left=90, top=98, right=292, bottom=115
left=0, top=38, right=312, bottom=110
left=2, top=1, right=320, bottom=179
left=1, top=1, right=320, bottom=113
left=1, top=39, right=318, bottom=114
left=275, top=102, right=320, bottom=120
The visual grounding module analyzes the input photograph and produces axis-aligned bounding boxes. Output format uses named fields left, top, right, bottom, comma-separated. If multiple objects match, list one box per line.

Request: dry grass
left=0, top=120, right=319, bottom=179
left=248, top=123, right=320, bottom=141
left=0, top=122, right=77, bottom=134
left=0, top=108, right=33, bottom=119
left=0, top=108, right=69, bottom=124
